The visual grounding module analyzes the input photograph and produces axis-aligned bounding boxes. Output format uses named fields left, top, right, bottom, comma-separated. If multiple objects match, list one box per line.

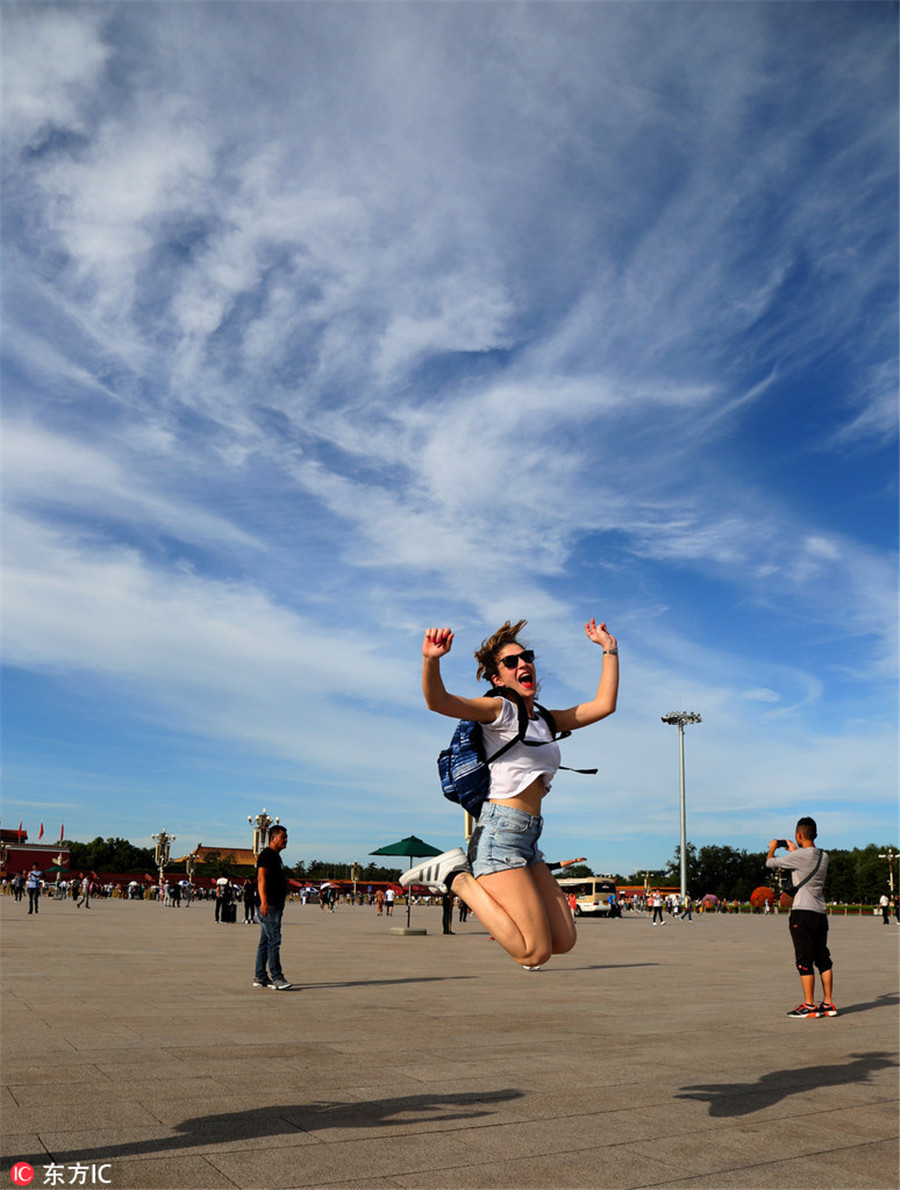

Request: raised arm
left=550, top=618, right=619, bottom=733
left=421, top=628, right=504, bottom=723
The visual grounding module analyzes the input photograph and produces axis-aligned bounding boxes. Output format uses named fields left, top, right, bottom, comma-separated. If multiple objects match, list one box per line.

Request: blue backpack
left=438, top=689, right=594, bottom=818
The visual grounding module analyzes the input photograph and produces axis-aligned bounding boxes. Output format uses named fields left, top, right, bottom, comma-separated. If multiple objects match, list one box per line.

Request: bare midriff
left=490, top=776, right=545, bottom=819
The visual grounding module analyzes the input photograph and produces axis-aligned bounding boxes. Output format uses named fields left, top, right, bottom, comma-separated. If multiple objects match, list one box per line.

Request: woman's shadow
left=27, top=1089, right=524, bottom=1165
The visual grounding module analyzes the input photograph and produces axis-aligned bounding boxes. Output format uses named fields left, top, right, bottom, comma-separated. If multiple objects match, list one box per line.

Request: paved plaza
left=2, top=895, right=897, bottom=1190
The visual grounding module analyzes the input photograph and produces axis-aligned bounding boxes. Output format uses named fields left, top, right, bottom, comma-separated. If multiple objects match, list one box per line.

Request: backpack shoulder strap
left=790, top=848, right=824, bottom=894
left=481, top=689, right=598, bottom=775
left=481, top=688, right=529, bottom=764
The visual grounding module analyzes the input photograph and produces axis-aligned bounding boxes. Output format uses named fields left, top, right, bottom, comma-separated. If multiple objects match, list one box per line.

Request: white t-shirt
left=481, top=697, right=561, bottom=802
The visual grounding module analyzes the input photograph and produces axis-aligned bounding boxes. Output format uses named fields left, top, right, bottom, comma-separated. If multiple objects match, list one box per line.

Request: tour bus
left=556, top=876, right=620, bottom=917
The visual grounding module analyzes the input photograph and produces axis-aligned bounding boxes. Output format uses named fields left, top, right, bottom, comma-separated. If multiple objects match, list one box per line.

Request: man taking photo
left=766, top=817, right=836, bottom=1019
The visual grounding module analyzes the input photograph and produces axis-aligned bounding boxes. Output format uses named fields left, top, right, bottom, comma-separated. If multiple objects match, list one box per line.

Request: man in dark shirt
left=253, top=826, right=292, bottom=990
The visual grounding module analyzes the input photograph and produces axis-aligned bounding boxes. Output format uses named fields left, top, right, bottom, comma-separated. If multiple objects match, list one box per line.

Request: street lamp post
left=661, top=711, right=702, bottom=901
left=878, top=849, right=897, bottom=896
left=351, top=862, right=361, bottom=905
left=248, top=809, right=280, bottom=858
left=151, top=829, right=175, bottom=904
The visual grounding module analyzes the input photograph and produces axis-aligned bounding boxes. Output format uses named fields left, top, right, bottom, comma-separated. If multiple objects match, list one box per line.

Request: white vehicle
left=556, top=876, right=620, bottom=917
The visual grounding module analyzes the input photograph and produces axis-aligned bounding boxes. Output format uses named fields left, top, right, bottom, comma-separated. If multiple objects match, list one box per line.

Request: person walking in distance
left=402, top=617, right=618, bottom=970
left=253, top=826, right=292, bottom=991
left=242, top=878, right=256, bottom=924
left=766, top=818, right=836, bottom=1018
left=26, top=863, right=42, bottom=914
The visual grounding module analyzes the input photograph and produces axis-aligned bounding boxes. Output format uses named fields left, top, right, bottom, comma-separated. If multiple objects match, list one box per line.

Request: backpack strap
left=789, top=848, right=824, bottom=894
left=483, top=689, right=598, bottom=775
left=481, top=688, right=530, bottom=765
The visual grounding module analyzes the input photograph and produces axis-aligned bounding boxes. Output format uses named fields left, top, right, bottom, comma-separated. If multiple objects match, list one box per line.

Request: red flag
left=59, top=824, right=64, bottom=844
left=17, top=821, right=22, bottom=842
left=38, top=823, right=44, bottom=841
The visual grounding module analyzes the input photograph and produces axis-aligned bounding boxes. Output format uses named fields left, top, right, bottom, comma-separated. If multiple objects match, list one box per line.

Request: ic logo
left=10, top=1165, right=34, bottom=1186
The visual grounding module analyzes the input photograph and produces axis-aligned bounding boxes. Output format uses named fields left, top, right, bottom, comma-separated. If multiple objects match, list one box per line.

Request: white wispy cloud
left=3, top=2, right=895, bottom=865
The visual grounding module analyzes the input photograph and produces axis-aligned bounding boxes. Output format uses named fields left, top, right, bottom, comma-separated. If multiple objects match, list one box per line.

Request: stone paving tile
left=394, top=1146, right=678, bottom=1190
left=3, top=1102, right=163, bottom=1135
left=812, top=1100, right=900, bottom=1142
left=14, top=1046, right=181, bottom=1068
left=308, top=1180, right=403, bottom=1189
left=104, top=1056, right=300, bottom=1087
left=651, top=1149, right=895, bottom=1190
left=206, top=1131, right=473, bottom=1188
left=3, top=1061, right=114, bottom=1086
left=9, top=1077, right=226, bottom=1109
left=97, top=1155, right=238, bottom=1189
left=165, top=1042, right=327, bottom=1062
left=462, top=1113, right=649, bottom=1161
left=619, top=1116, right=880, bottom=1180
left=1, top=1037, right=81, bottom=1058
left=2, top=1134, right=49, bottom=1164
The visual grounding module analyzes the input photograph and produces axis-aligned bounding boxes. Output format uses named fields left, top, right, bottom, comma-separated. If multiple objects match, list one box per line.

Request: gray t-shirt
left=765, top=847, right=828, bottom=913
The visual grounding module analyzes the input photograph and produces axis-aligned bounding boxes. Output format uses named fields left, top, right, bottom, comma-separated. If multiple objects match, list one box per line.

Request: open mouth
left=518, top=670, right=535, bottom=690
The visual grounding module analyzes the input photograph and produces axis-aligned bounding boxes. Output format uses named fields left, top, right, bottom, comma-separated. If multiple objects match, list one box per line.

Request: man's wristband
left=603, top=646, right=618, bottom=655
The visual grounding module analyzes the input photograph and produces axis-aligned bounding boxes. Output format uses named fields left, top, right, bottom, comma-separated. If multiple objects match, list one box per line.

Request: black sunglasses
left=498, top=649, right=535, bottom=671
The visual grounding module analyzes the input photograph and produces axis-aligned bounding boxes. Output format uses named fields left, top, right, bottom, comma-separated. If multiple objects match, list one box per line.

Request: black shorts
left=789, top=909, right=832, bottom=975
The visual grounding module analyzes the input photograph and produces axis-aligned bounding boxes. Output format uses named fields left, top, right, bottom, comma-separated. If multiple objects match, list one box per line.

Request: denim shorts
left=467, top=801, right=545, bottom=878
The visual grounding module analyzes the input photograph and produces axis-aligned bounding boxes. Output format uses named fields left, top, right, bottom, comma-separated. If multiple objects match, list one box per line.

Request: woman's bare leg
left=528, top=862, right=577, bottom=954
left=452, top=863, right=575, bottom=965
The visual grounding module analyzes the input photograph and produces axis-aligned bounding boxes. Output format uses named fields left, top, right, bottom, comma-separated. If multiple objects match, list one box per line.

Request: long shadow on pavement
left=831, top=992, right=898, bottom=1017
left=16, top=1089, right=525, bottom=1166
left=676, top=1050, right=898, bottom=1118
left=298, top=975, right=476, bottom=990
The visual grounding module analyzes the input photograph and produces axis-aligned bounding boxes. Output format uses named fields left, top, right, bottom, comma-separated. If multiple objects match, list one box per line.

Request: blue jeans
left=255, top=908, right=285, bottom=982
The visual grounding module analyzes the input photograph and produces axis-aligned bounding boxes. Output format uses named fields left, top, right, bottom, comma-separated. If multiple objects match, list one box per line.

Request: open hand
left=585, top=618, right=616, bottom=651
left=423, top=627, right=454, bottom=660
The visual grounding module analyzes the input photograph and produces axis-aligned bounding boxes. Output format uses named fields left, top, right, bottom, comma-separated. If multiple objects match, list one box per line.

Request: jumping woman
left=401, top=618, right=618, bottom=968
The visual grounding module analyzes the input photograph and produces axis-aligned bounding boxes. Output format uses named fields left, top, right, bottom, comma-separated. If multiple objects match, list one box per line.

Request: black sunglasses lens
left=500, top=650, right=534, bottom=670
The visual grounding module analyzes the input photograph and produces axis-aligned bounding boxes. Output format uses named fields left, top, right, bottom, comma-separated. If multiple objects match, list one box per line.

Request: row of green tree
left=61, top=838, right=403, bottom=884
left=611, top=842, right=896, bottom=903
left=62, top=837, right=896, bottom=902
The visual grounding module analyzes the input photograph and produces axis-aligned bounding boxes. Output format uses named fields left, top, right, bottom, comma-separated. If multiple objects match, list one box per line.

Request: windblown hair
left=796, top=817, right=818, bottom=841
left=474, top=619, right=529, bottom=683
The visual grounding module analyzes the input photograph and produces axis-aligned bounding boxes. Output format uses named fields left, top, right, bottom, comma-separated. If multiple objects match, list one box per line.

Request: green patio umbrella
left=370, top=835, right=444, bottom=931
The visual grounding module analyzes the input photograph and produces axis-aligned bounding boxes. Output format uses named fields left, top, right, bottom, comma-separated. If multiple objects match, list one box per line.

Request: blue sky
left=3, top=1, right=897, bottom=877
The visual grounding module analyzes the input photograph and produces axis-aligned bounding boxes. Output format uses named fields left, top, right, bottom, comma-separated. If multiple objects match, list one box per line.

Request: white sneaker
left=522, top=965, right=542, bottom=972
left=399, top=848, right=469, bottom=893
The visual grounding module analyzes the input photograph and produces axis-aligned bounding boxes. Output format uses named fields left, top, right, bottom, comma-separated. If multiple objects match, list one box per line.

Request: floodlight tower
left=661, top=711, right=702, bottom=901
